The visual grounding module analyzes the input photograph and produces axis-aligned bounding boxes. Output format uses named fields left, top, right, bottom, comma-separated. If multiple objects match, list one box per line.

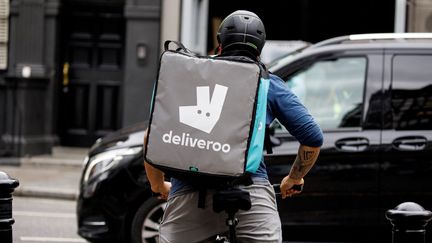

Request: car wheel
left=131, top=197, right=167, bottom=243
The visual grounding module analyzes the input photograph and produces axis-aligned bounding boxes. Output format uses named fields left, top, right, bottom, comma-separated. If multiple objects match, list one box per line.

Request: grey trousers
left=159, top=181, right=282, bottom=243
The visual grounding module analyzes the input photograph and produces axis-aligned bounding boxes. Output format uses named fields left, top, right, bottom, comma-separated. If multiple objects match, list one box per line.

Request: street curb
left=0, top=157, right=21, bottom=166
left=14, top=186, right=78, bottom=201
left=20, top=157, right=84, bottom=168
left=0, top=157, right=84, bottom=168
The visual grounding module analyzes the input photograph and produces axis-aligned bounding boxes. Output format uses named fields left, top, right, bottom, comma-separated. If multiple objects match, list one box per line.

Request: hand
left=280, top=176, right=304, bottom=199
left=151, top=181, right=171, bottom=200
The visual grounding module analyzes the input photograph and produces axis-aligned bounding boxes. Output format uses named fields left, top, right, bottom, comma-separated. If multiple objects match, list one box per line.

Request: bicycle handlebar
left=272, top=183, right=303, bottom=195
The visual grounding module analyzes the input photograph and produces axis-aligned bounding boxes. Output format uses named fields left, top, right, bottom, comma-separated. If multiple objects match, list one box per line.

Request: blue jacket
left=170, top=73, right=323, bottom=195
left=253, top=73, right=323, bottom=179
left=266, top=73, right=323, bottom=147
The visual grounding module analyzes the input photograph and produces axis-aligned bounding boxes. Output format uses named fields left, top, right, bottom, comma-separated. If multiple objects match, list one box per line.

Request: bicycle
left=211, top=183, right=303, bottom=243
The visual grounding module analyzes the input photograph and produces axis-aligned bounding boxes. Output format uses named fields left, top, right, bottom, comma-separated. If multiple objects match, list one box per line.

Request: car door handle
left=335, top=137, right=369, bottom=152
left=392, top=136, right=427, bottom=151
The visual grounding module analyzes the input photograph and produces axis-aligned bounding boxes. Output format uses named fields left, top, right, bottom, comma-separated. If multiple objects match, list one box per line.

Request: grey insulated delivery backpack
left=144, top=41, right=270, bottom=184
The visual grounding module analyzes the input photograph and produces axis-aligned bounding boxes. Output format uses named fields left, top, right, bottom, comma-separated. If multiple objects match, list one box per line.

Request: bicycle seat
left=213, top=188, right=252, bottom=213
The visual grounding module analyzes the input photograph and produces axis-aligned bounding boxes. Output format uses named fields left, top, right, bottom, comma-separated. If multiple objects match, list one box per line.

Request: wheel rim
left=141, top=202, right=166, bottom=243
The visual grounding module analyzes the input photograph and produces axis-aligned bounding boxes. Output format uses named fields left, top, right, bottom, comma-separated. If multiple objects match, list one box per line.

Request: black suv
left=77, top=33, right=432, bottom=243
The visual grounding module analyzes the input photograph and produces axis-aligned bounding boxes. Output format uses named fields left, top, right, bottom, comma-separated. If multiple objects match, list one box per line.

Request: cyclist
left=144, top=10, right=323, bottom=243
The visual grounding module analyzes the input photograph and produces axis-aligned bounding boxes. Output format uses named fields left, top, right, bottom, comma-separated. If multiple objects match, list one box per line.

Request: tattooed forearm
left=288, top=145, right=320, bottom=180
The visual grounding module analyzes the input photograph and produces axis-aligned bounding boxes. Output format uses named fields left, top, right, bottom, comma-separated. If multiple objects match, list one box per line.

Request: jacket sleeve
left=267, top=74, right=323, bottom=147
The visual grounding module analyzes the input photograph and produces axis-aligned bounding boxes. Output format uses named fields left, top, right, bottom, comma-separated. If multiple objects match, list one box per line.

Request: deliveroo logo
left=161, top=84, right=231, bottom=154
left=179, top=84, right=228, bottom=134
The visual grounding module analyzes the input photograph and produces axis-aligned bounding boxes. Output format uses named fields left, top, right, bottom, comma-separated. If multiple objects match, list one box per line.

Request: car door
left=267, top=49, right=383, bottom=240
left=380, top=50, right=432, bottom=223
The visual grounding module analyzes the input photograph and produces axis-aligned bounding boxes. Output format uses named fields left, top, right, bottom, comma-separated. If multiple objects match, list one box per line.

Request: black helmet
left=217, top=10, right=266, bottom=56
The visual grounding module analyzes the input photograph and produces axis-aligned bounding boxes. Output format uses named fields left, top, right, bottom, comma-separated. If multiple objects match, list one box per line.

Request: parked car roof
left=269, top=33, right=432, bottom=73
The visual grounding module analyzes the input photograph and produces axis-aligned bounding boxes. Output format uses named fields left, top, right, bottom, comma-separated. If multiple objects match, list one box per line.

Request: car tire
left=131, top=197, right=167, bottom=243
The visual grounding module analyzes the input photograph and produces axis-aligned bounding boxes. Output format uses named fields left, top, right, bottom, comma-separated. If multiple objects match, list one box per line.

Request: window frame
left=274, top=53, right=370, bottom=133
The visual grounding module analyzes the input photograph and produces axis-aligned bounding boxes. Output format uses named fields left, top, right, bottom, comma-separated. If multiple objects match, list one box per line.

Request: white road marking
left=14, top=211, right=75, bottom=218
left=20, top=236, right=86, bottom=242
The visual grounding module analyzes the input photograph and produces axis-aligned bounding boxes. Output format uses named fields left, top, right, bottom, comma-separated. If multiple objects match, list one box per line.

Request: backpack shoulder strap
left=258, top=61, right=269, bottom=79
left=258, top=61, right=272, bottom=154
left=264, top=125, right=273, bottom=154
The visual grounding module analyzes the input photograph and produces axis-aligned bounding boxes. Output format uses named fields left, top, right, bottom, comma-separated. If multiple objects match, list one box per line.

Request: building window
left=0, top=0, right=9, bottom=70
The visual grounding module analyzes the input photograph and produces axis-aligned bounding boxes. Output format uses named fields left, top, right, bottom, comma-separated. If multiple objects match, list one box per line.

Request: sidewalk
left=0, top=147, right=89, bottom=200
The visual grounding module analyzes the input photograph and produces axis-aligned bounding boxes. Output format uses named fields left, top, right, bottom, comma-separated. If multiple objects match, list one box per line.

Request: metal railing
left=0, top=171, right=19, bottom=243
left=386, top=202, right=432, bottom=243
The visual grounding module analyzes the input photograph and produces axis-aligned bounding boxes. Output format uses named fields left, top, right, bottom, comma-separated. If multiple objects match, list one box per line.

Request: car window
left=276, top=57, right=367, bottom=131
left=391, top=55, right=432, bottom=130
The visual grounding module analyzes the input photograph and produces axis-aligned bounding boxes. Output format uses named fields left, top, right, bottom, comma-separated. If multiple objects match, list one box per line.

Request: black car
left=77, top=33, right=432, bottom=243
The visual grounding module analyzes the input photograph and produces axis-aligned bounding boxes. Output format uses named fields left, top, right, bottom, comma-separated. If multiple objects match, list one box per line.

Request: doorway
left=58, top=1, right=125, bottom=146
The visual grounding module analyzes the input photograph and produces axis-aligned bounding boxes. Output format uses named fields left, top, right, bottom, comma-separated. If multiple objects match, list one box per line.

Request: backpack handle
left=164, top=40, right=193, bottom=54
